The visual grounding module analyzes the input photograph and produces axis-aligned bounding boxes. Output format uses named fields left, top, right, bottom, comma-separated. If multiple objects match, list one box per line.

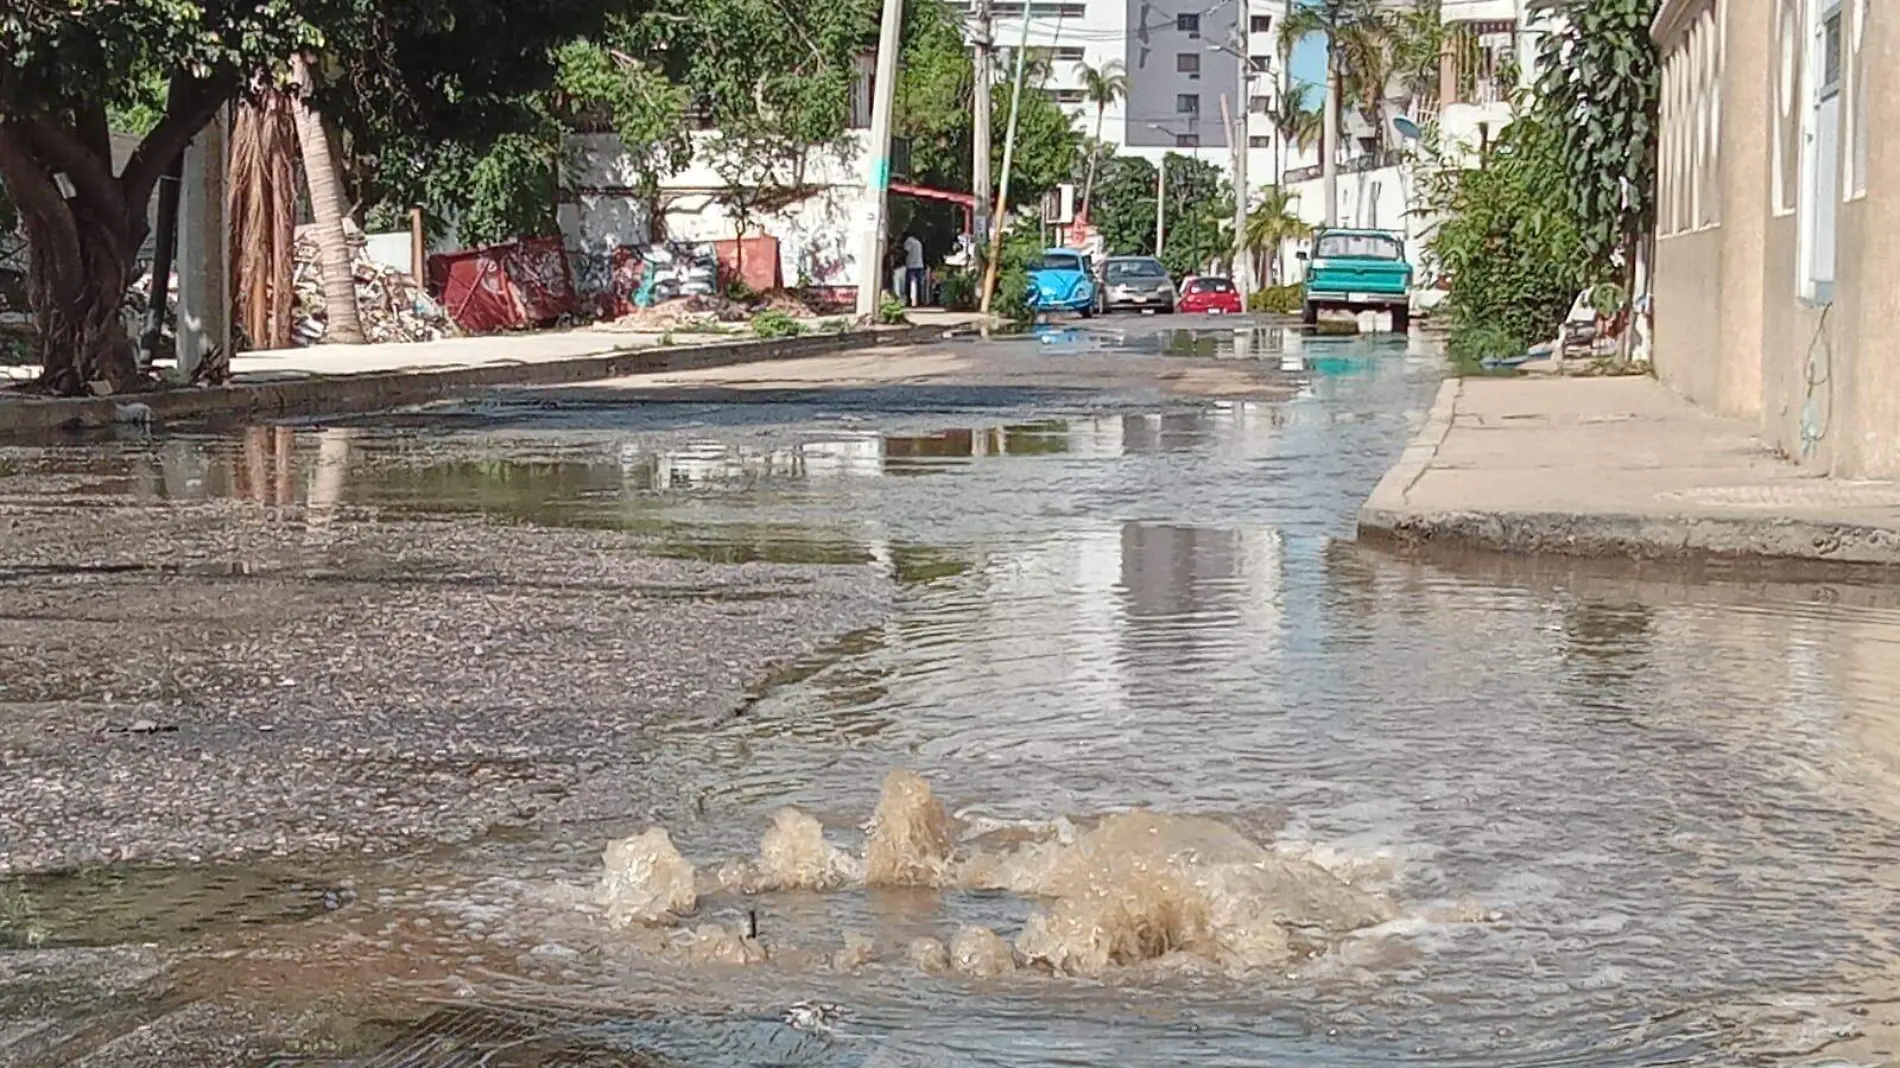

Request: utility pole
left=1230, top=18, right=1252, bottom=297
left=855, top=0, right=906, bottom=319
left=971, top=0, right=994, bottom=254
left=1155, top=153, right=1167, bottom=256
left=978, top=12, right=1035, bottom=314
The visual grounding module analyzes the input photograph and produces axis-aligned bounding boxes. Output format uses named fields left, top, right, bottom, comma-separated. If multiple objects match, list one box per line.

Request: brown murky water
left=5, top=324, right=1900, bottom=1066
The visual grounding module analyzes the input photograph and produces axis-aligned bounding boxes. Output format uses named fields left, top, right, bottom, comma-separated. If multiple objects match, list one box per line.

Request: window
left=1848, top=0, right=1868, bottom=197
left=1028, top=2, right=1086, bottom=15
left=1249, top=54, right=1272, bottom=73
left=1250, top=14, right=1272, bottom=33
left=1105, top=258, right=1168, bottom=281
left=1176, top=12, right=1199, bottom=34
left=1175, top=133, right=1200, bottom=147
left=1176, top=93, right=1200, bottom=115
left=1315, top=232, right=1402, bottom=260
left=1248, top=135, right=1272, bottom=148
left=1054, top=46, right=1086, bottom=62
left=1035, top=252, right=1085, bottom=271
left=1045, top=88, right=1086, bottom=103
left=1800, top=0, right=1843, bottom=302
left=1249, top=94, right=1271, bottom=113
left=1177, top=53, right=1201, bottom=76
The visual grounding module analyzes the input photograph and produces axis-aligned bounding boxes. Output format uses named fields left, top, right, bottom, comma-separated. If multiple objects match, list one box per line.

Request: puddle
left=0, top=865, right=352, bottom=949
left=6, top=324, right=1900, bottom=1066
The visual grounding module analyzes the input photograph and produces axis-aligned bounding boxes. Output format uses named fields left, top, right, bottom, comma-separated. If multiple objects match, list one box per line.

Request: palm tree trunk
left=1080, top=104, right=1105, bottom=223
left=1322, top=56, right=1340, bottom=227
left=290, top=55, right=366, bottom=345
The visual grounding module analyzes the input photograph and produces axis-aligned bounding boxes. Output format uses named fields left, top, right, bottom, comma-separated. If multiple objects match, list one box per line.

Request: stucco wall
left=1653, top=0, right=1896, bottom=477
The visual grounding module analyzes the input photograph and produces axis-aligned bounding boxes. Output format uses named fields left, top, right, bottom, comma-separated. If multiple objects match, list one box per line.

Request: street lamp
left=1206, top=36, right=1257, bottom=295
left=1143, top=122, right=1175, bottom=257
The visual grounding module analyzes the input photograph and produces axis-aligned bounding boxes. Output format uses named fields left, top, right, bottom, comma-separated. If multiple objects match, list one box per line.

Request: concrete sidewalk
left=1359, top=376, right=1900, bottom=567
left=0, top=310, right=990, bottom=436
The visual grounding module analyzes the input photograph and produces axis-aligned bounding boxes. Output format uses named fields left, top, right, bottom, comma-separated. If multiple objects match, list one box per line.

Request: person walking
left=902, top=233, right=926, bottom=307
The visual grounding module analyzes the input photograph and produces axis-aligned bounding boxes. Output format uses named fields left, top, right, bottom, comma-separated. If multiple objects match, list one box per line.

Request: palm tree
left=1278, top=0, right=1383, bottom=227
left=1076, top=60, right=1128, bottom=224
left=290, top=55, right=366, bottom=344
left=1244, top=185, right=1311, bottom=286
left=1386, top=0, right=1447, bottom=118
left=1265, top=89, right=1322, bottom=188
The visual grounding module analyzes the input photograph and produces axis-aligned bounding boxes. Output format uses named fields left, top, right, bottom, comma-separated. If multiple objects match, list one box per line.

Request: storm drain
left=264, top=1004, right=666, bottom=1068
left=264, top=1001, right=861, bottom=1068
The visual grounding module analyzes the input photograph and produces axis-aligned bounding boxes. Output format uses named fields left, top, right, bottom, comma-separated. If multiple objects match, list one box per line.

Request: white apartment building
left=982, top=0, right=1305, bottom=200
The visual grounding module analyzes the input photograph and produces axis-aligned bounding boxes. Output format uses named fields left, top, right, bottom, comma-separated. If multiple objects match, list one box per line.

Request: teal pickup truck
left=1301, top=228, right=1414, bottom=332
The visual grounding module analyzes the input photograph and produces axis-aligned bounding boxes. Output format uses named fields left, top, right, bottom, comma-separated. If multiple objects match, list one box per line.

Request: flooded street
left=4, top=320, right=1900, bottom=1066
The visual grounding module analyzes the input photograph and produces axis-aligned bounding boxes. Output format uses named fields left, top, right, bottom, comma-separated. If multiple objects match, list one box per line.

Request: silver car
left=1098, top=256, right=1176, bottom=314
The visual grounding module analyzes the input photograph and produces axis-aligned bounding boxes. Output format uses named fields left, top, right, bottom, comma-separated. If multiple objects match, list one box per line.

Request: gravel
left=0, top=488, right=893, bottom=875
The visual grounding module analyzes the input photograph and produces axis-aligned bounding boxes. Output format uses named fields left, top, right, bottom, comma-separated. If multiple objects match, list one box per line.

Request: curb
left=0, top=323, right=955, bottom=437
left=1357, top=378, right=1900, bottom=568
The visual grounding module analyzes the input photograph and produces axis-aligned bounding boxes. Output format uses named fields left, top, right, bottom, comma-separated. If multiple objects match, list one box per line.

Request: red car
left=1177, top=276, right=1244, bottom=315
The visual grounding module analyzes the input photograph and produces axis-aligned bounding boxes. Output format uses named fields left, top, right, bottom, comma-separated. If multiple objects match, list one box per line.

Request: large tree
left=1075, top=60, right=1127, bottom=224
left=0, top=0, right=632, bottom=395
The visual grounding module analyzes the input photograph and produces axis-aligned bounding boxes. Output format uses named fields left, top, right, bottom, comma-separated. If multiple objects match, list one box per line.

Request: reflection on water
left=8, top=330, right=1900, bottom=1066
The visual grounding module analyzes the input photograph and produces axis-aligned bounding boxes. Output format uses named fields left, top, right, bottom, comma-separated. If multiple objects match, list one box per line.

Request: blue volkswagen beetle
left=1027, top=249, right=1097, bottom=317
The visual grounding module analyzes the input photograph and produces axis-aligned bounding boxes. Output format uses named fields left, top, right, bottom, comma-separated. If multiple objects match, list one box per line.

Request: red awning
left=890, top=182, right=976, bottom=207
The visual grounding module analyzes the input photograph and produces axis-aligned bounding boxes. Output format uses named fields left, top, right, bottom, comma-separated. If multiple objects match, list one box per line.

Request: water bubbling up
left=589, top=770, right=1402, bottom=979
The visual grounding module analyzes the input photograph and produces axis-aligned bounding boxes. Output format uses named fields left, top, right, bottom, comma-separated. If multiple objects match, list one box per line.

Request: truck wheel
left=1392, top=306, right=1411, bottom=333
left=1301, top=301, right=1319, bottom=326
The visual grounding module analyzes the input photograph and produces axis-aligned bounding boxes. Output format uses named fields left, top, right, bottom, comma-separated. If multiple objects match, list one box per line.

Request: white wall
left=560, top=131, right=878, bottom=292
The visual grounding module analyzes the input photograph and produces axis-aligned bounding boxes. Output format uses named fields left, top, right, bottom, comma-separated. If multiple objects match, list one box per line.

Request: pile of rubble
left=607, top=288, right=838, bottom=333
left=291, top=225, right=457, bottom=345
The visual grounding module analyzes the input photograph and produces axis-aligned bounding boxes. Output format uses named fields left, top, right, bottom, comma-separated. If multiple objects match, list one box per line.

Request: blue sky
left=1286, top=31, right=1327, bottom=108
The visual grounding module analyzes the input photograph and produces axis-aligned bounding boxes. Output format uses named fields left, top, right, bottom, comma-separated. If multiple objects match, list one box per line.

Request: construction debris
left=292, top=225, right=457, bottom=345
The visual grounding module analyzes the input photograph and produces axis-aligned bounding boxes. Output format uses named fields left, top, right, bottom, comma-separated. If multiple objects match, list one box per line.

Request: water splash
left=864, top=770, right=956, bottom=887
left=759, top=807, right=862, bottom=891
left=597, top=827, right=697, bottom=927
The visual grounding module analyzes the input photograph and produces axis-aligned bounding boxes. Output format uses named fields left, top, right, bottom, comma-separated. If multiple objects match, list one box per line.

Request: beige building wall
left=1654, top=0, right=1893, bottom=477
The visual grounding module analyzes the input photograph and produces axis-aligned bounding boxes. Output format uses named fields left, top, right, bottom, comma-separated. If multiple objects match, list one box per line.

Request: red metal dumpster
left=427, top=237, right=577, bottom=333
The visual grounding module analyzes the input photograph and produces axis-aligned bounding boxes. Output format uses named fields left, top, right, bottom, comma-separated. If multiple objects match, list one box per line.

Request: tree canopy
left=0, top=0, right=641, bottom=392
left=1087, top=152, right=1232, bottom=276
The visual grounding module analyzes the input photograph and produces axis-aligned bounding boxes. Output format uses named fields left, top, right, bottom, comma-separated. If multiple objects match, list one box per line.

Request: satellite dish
left=1392, top=116, right=1423, bottom=142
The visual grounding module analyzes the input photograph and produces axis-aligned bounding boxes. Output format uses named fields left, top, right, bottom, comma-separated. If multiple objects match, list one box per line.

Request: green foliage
left=993, top=223, right=1042, bottom=323
left=939, top=269, right=979, bottom=312
left=877, top=294, right=909, bottom=325
left=1533, top=0, right=1661, bottom=268
left=1447, top=321, right=1525, bottom=367
left=1089, top=155, right=1160, bottom=257
left=1243, top=185, right=1310, bottom=283
left=897, top=0, right=1081, bottom=211
left=1085, top=152, right=1230, bottom=274
left=751, top=310, right=805, bottom=338
left=1249, top=284, right=1303, bottom=314
left=1422, top=110, right=1587, bottom=358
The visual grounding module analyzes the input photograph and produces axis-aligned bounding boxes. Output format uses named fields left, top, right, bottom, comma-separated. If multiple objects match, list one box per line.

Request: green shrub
left=991, top=224, right=1043, bottom=324
left=1447, top=321, right=1525, bottom=367
left=939, top=269, right=979, bottom=311
left=877, top=294, right=909, bottom=325
left=1422, top=108, right=1588, bottom=362
left=727, top=279, right=756, bottom=303
left=751, top=310, right=805, bottom=339
left=1248, top=283, right=1302, bottom=315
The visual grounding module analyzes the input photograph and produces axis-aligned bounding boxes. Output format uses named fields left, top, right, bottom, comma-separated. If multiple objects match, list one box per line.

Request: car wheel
left=1301, top=300, right=1319, bottom=326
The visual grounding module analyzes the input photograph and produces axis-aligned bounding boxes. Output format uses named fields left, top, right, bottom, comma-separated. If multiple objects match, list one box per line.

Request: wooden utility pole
left=971, top=0, right=994, bottom=253
left=978, top=14, right=1035, bottom=313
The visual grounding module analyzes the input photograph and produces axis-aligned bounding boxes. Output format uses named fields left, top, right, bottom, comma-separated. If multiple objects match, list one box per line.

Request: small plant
left=1248, top=284, right=1303, bottom=315
left=1589, top=282, right=1626, bottom=319
left=658, top=331, right=675, bottom=347
left=1448, top=321, right=1525, bottom=368
left=877, top=294, right=908, bottom=325
left=818, top=317, right=850, bottom=334
left=751, top=310, right=805, bottom=339
left=938, top=269, right=979, bottom=312
left=727, top=279, right=756, bottom=304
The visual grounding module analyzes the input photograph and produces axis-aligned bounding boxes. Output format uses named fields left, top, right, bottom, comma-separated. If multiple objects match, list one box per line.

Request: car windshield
left=1190, top=277, right=1234, bottom=292
left=1315, top=233, right=1402, bottom=260
left=1035, top=254, right=1084, bottom=272
left=1105, top=259, right=1168, bottom=282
